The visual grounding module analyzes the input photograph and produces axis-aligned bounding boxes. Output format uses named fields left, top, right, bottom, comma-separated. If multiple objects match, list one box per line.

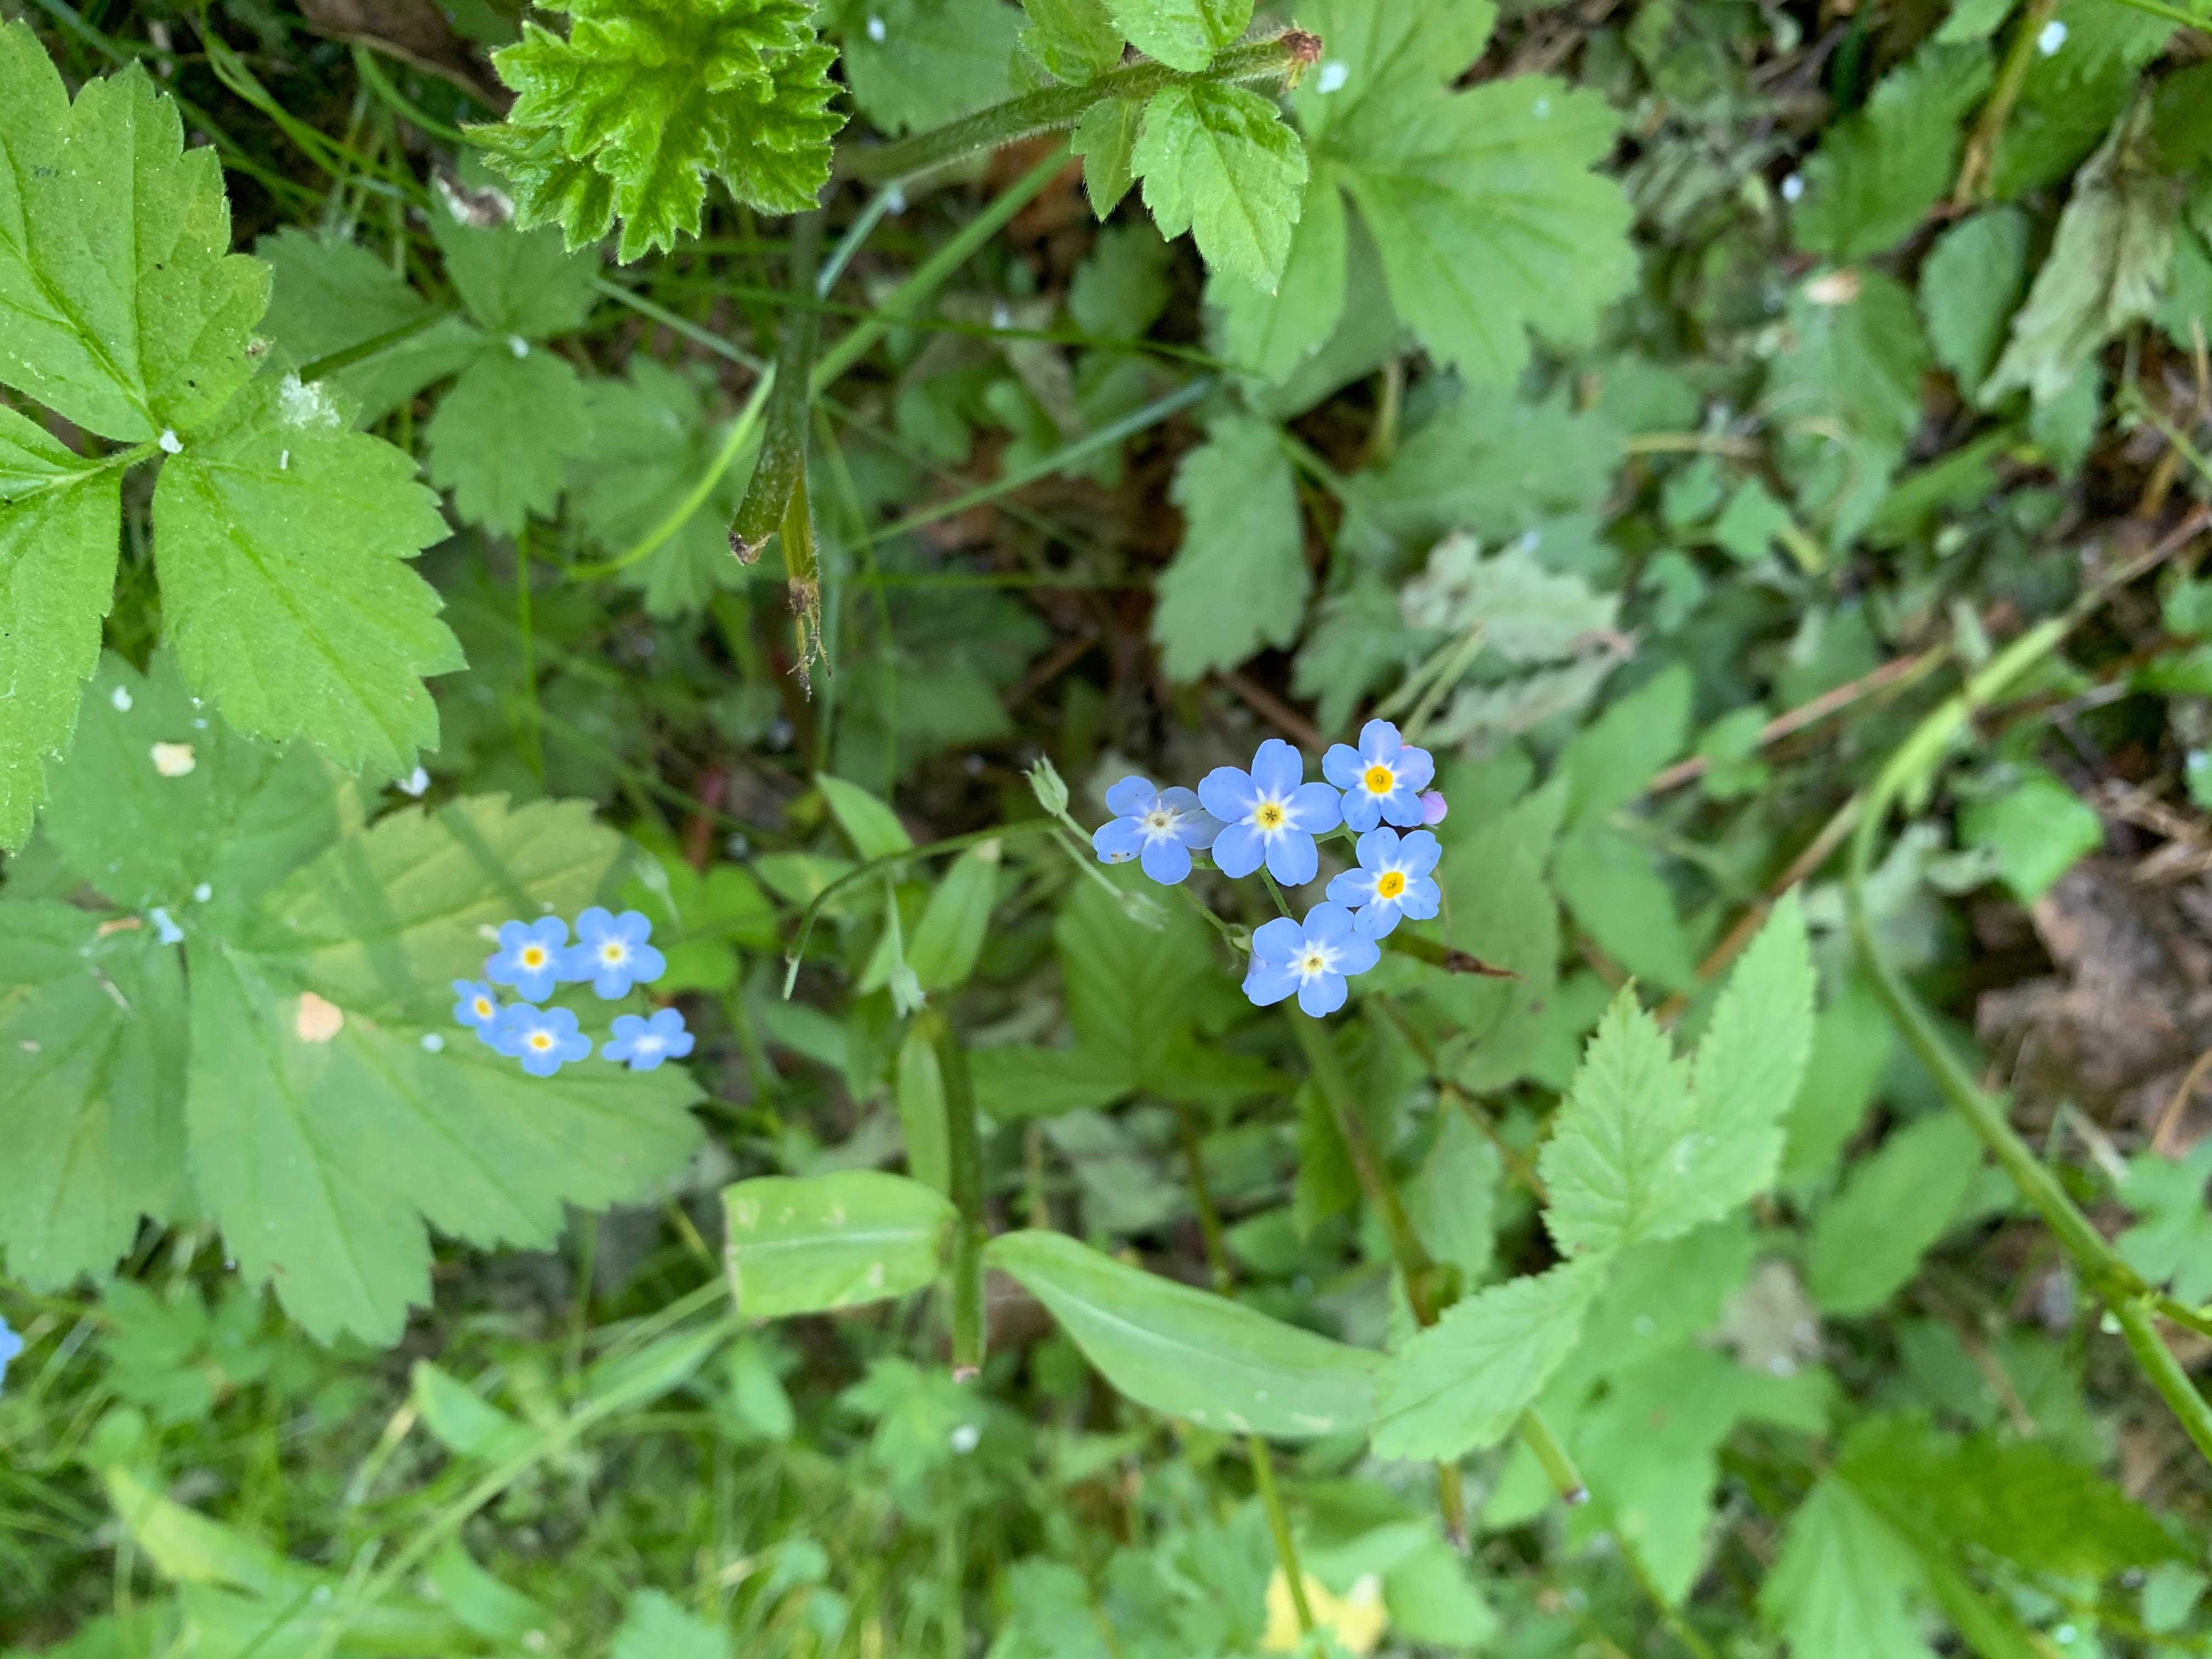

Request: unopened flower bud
left=1026, top=755, right=1069, bottom=817
left=1419, top=791, right=1449, bottom=826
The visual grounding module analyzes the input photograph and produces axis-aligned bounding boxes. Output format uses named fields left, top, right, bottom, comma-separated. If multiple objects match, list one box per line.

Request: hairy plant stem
left=1175, top=1109, right=1314, bottom=1635
left=918, top=1009, right=988, bottom=1378
left=1846, top=549, right=2212, bottom=1465
left=846, top=32, right=1322, bottom=184
left=1953, top=0, right=2060, bottom=206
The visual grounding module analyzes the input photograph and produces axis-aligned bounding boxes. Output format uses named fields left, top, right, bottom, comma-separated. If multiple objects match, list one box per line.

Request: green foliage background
left=4, top=0, right=2212, bottom=1652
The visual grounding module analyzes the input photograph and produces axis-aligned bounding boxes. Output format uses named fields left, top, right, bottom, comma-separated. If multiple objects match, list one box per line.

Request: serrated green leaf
left=1073, top=96, right=1143, bottom=216
left=1770, top=269, right=1929, bottom=546
left=1340, top=78, right=1631, bottom=386
left=1420, top=780, right=1562, bottom=1091
left=1984, top=103, right=2175, bottom=407
left=1349, top=387, right=1622, bottom=548
left=2118, top=1142, right=2212, bottom=1306
left=0, top=902, right=188, bottom=1288
left=0, top=26, right=267, bottom=441
left=187, top=935, right=702, bottom=1343
left=430, top=192, right=599, bottom=341
left=1792, top=43, right=1991, bottom=260
left=1020, top=0, right=1124, bottom=82
left=1920, top=208, right=2031, bottom=393
left=151, top=369, right=462, bottom=782
left=1372, top=1255, right=1606, bottom=1459
left=255, top=229, right=484, bottom=422
left=1133, top=83, right=1308, bottom=290
left=486, top=0, right=844, bottom=259
left=1207, top=167, right=1349, bottom=381
left=1553, top=823, right=1699, bottom=993
left=724, top=1171, right=956, bottom=1316
left=1672, top=891, right=1815, bottom=1227
left=1149, top=413, right=1309, bottom=681
left=1958, top=767, right=2104, bottom=901
left=1761, top=1471, right=1938, bottom=1659
left=988, top=1229, right=1382, bottom=1437
left=1100, top=0, right=1248, bottom=71
left=833, top=0, right=1019, bottom=134
left=1989, top=0, right=2173, bottom=200
left=1541, top=989, right=1698, bottom=1256
left=1808, top=1111, right=1985, bottom=1316
left=0, top=407, right=119, bottom=849
left=611, top=1590, right=729, bottom=1659
left=426, top=342, right=594, bottom=534
left=1558, top=663, right=1692, bottom=827
left=1397, top=529, right=1620, bottom=663
left=1291, top=0, right=1496, bottom=142
left=37, top=652, right=338, bottom=922
left=1056, top=866, right=1216, bottom=1090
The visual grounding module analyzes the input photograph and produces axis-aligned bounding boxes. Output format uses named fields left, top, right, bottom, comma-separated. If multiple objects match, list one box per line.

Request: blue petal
left=611, top=909, right=654, bottom=946
left=591, top=964, right=634, bottom=999
left=1105, top=775, right=1158, bottom=817
left=1214, top=821, right=1266, bottom=878
left=1250, top=738, right=1304, bottom=797
left=1139, top=838, right=1193, bottom=885
left=1266, top=829, right=1318, bottom=888
left=649, top=1007, right=689, bottom=1039
left=1326, top=868, right=1378, bottom=909
left=1297, top=972, right=1348, bottom=1017
left=1336, top=935, right=1382, bottom=976
left=1395, top=746, right=1436, bottom=791
left=556, top=1032, right=594, bottom=1063
left=1400, top=830, right=1443, bottom=874
left=1176, top=809, right=1224, bottom=850
left=1353, top=900, right=1402, bottom=939
left=1251, top=916, right=1306, bottom=962
left=521, top=1048, right=565, bottom=1077
left=1286, top=782, right=1344, bottom=833
left=1322, top=744, right=1365, bottom=789
left=628, top=941, right=667, bottom=984
left=1358, top=719, right=1403, bottom=763
left=1093, top=819, right=1145, bottom=862
left=1158, top=786, right=1203, bottom=816
left=528, top=916, right=569, bottom=947
left=495, top=918, right=533, bottom=950
left=1339, top=792, right=1381, bottom=833
left=1198, top=766, right=1257, bottom=823
left=608, top=1013, right=649, bottom=1045
left=1354, top=828, right=1398, bottom=871
left=1305, top=902, right=1358, bottom=944
left=1379, top=788, right=1426, bottom=828
left=1243, top=961, right=1300, bottom=1006
left=574, top=905, right=614, bottom=944
left=1400, top=877, right=1442, bottom=921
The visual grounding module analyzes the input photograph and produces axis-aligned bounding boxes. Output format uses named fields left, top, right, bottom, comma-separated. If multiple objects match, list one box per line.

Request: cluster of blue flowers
left=1092, top=721, right=1448, bottom=1017
left=452, top=907, right=693, bottom=1076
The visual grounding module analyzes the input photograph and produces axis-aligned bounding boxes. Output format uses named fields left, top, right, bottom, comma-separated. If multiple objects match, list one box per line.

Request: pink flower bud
left=1419, top=791, right=1449, bottom=826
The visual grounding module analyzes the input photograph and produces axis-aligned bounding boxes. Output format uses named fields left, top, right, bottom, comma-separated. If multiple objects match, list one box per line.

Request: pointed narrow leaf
left=1372, top=1255, right=1606, bottom=1459
left=1540, top=990, right=1698, bottom=1257
left=987, top=1229, right=1382, bottom=1437
left=1133, top=83, right=1308, bottom=290
left=723, top=1171, right=956, bottom=1317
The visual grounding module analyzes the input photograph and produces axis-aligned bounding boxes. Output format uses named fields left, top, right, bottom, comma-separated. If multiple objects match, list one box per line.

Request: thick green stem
left=1845, top=613, right=2212, bottom=1466
left=847, top=32, right=1322, bottom=184
left=919, top=1008, right=988, bottom=1379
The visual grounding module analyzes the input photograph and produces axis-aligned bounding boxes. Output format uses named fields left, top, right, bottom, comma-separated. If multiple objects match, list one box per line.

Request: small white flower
left=506, top=334, right=530, bottom=359
left=866, top=13, right=886, bottom=38
left=148, top=906, right=184, bottom=945
left=157, top=429, right=182, bottom=454
left=192, top=882, right=212, bottom=902
left=399, top=765, right=431, bottom=797
left=2036, top=18, right=2067, bottom=52
left=1780, top=172, right=1804, bottom=203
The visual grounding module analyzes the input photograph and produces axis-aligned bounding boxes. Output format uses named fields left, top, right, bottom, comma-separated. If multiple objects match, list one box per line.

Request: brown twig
left=1646, top=647, right=1949, bottom=795
left=1215, top=668, right=1328, bottom=752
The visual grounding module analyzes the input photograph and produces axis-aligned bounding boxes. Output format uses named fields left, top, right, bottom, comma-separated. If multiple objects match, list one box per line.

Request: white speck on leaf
left=421, top=1031, right=445, bottom=1052
left=949, top=1423, right=980, bottom=1453
left=1315, top=59, right=1348, bottom=93
left=148, top=907, right=184, bottom=945
left=150, top=742, right=196, bottom=777
left=295, top=991, right=344, bottom=1043
left=157, top=428, right=182, bottom=454
left=1781, top=172, right=1804, bottom=202
left=193, top=882, right=212, bottom=902
left=19, top=1039, right=41, bottom=1054
left=866, top=14, right=885, bottom=38
left=2037, top=18, right=2067, bottom=52
left=110, top=685, right=132, bottom=711
left=399, top=765, right=431, bottom=797
left=1805, top=268, right=1861, bottom=306
left=277, top=372, right=341, bottom=430
left=507, top=334, right=530, bottom=358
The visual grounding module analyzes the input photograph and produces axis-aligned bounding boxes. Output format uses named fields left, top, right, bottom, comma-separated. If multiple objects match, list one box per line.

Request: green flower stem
left=845, top=31, right=1323, bottom=185
left=569, top=371, right=774, bottom=578
left=1846, top=573, right=2212, bottom=1464
left=1259, top=871, right=1295, bottom=920
left=1953, top=0, right=2062, bottom=205
left=731, top=210, right=823, bottom=563
left=811, top=144, right=1070, bottom=392
left=780, top=820, right=1060, bottom=995
left=1515, top=1408, right=1589, bottom=1506
left=918, top=1008, right=988, bottom=1378
left=1174, top=1105, right=1314, bottom=1635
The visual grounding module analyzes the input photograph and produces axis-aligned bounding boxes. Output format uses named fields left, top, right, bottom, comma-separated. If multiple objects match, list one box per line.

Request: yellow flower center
left=601, top=943, right=627, bottom=964
left=1301, top=951, right=1327, bottom=975
left=529, top=1031, right=552, bottom=1051
left=1255, top=800, right=1287, bottom=830
left=1375, top=870, right=1408, bottom=899
left=1363, top=764, right=1395, bottom=794
left=473, top=997, right=493, bottom=1019
left=521, top=945, right=546, bottom=968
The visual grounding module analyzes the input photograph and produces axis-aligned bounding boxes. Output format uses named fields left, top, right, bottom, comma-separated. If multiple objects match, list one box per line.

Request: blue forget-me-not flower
left=1200, top=739, right=1344, bottom=887
left=451, top=979, right=504, bottom=1047
left=487, top=917, right=569, bottom=1003
left=563, top=907, right=667, bottom=999
left=493, top=1003, right=592, bottom=1077
left=1327, top=828, right=1443, bottom=939
left=605, top=1007, right=695, bottom=1071
left=0, top=1314, right=22, bottom=1392
left=1323, top=720, right=1435, bottom=832
left=1242, top=903, right=1381, bottom=1017
left=1092, top=776, right=1222, bottom=885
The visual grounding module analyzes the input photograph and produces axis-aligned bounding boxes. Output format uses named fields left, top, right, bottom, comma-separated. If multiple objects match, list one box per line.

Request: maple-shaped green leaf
left=1762, top=1472, right=1938, bottom=1659
left=427, top=342, right=594, bottom=534
left=1791, top=43, right=1991, bottom=260
left=1132, top=83, right=1310, bottom=291
left=1149, top=413, right=1310, bottom=680
left=430, top=187, right=601, bottom=341
left=256, top=229, right=484, bottom=422
left=153, top=370, right=464, bottom=779
left=0, top=651, right=706, bottom=1342
left=2117, top=1142, right=2212, bottom=1306
left=1073, top=97, right=1144, bottom=216
left=0, top=24, right=267, bottom=442
left=1207, top=165, right=1350, bottom=380
left=0, top=407, right=120, bottom=849
left=829, top=0, right=1019, bottom=135
left=486, top=0, right=846, bottom=261
left=1020, top=0, right=1124, bottom=83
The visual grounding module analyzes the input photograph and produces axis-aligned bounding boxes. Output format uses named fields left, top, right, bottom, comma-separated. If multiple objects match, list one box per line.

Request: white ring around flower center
left=636, top=1035, right=663, bottom=1054
left=602, top=943, right=627, bottom=963
left=1253, top=797, right=1289, bottom=831
left=473, top=997, right=493, bottom=1019
left=529, top=1031, right=552, bottom=1051
left=1298, top=948, right=1331, bottom=978
left=1143, top=809, right=1177, bottom=836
